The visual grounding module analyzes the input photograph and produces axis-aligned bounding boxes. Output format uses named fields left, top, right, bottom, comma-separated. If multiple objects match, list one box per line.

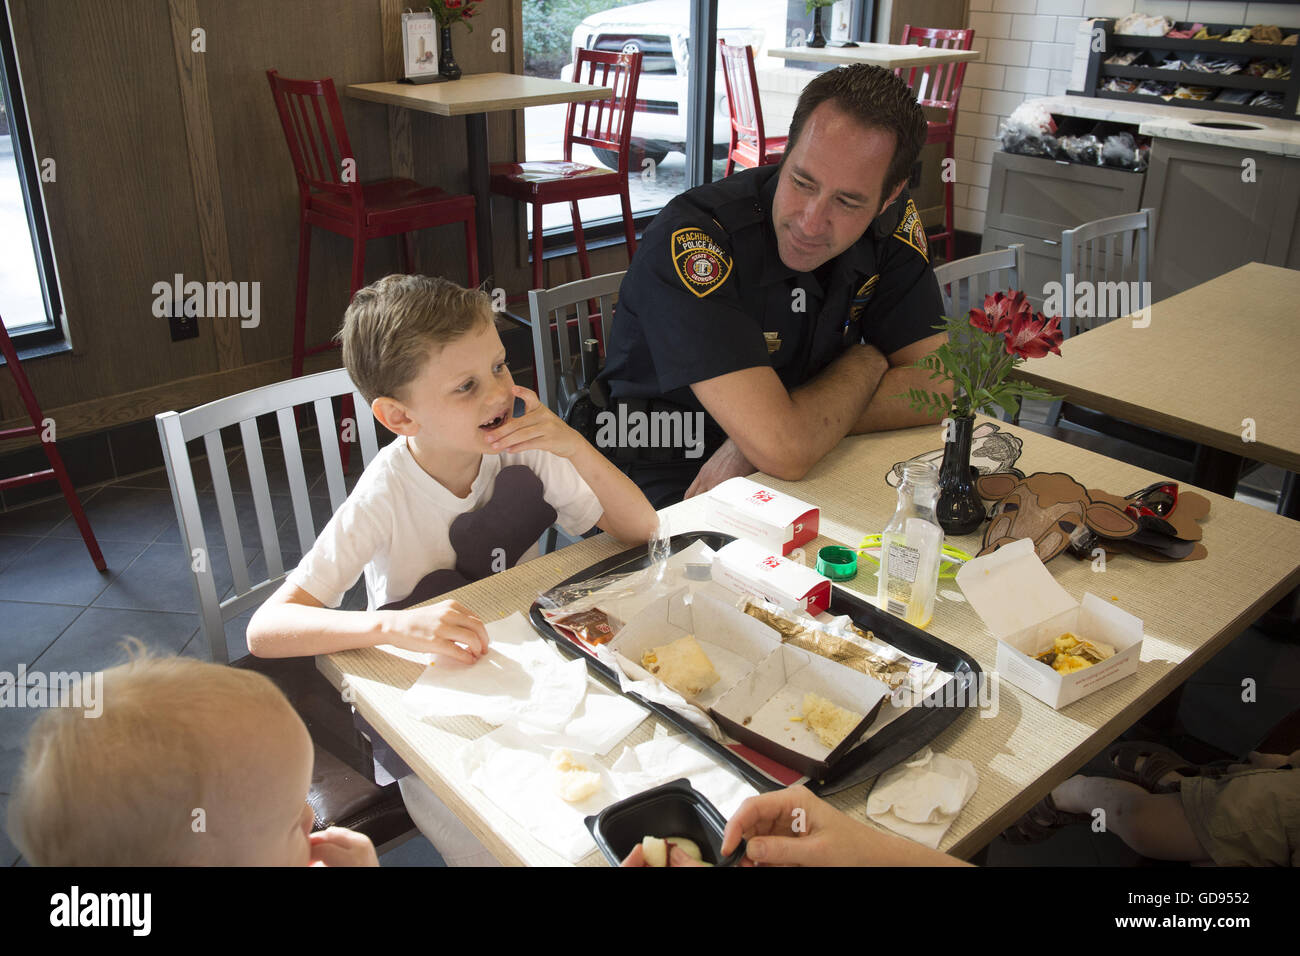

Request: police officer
left=599, top=64, right=950, bottom=507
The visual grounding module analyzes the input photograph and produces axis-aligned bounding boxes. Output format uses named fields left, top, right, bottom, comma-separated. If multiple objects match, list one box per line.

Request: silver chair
left=1060, top=208, right=1153, bottom=341
left=1053, top=208, right=1164, bottom=434
left=1026, top=207, right=1193, bottom=478
left=156, top=368, right=413, bottom=847
left=932, top=243, right=1023, bottom=319
left=527, top=271, right=624, bottom=416
left=156, top=368, right=380, bottom=663
left=528, top=272, right=625, bottom=552
left=933, top=245, right=1024, bottom=422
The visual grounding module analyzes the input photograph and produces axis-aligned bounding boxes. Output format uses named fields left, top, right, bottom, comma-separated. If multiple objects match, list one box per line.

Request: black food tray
left=528, top=532, right=982, bottom=796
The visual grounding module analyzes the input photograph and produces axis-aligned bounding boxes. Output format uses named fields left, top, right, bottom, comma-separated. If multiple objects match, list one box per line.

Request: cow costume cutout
left=380, top=465, right=559, bottom=610
left=886, top=421, right=1025, bottom=487
left=975, top=472, right=1210, bottom=563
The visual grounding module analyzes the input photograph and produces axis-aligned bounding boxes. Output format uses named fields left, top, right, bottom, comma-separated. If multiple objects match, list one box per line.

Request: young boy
left=247, top=274, right=657, bottom=659
left=246, top=274, right=658, bottom=863
left=7, top=650, right=378, bottom=867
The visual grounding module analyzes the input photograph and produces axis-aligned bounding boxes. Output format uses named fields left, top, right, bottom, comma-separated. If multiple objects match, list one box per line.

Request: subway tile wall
left=954, top=2, right=1300, bottom=236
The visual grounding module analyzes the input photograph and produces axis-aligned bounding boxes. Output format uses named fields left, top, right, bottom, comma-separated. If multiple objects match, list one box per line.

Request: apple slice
left=642, top=836, right=668, bottom=868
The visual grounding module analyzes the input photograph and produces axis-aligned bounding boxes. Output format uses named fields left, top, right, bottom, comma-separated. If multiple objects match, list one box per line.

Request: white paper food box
left=712, top=538, right=831, bottom=616
left=704, top=477, right=819, bottom=555
left=955, top=538, right=1143, bottom=709
left=608, top=590, right=889, bottom=778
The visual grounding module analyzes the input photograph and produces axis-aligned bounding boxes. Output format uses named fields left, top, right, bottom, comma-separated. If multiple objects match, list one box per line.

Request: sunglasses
left=1124, top=482, right=1178, bottom=520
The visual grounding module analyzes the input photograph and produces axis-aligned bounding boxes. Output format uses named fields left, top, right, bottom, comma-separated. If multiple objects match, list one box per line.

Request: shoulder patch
left=893, top=199, right=929, bottom=262
left=671, top=227, right=733, bottom=298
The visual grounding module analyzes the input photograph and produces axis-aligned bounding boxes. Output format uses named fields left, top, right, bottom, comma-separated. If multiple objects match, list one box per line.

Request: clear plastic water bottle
left=877, top=462, right=943, bottom=629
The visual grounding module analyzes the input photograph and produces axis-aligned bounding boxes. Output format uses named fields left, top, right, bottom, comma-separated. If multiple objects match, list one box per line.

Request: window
left=0, top=2, right=64, bottom=348
left=519, top=0, right=845, bottom=241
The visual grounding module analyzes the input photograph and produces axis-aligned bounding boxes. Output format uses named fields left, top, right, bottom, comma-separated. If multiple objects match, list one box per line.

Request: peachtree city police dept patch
left=671, top=227, right=733, bottom=298
left=893, top=199, right=929, bottom=262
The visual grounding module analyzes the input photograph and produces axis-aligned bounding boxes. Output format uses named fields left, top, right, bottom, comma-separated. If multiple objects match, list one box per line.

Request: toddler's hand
left=485, top=386, right=583, bottom=459
left=383, top=599, right=490, bottom=664
left=309, top=827, right=379, bottom=867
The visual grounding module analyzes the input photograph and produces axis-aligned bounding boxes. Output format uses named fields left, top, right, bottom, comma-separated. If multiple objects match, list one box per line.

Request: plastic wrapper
left=738, top=597, right=939, bottom=695
left=1189, top=55, right=1242, bottom=74
left=1114, top=13, right=1172, bottom=36
left=1105, top=50, right=1141, bottom=65
left=1057, top=133, right=1102, bottom=165
left=1100, top=132, right=1147, bottom=171
left=997, top=101, right=1058, bottom=158
left=1172, top=85, right=1214, bottom=101
left=1214, top=88, right=1253, bottom=105
left=1101, top=77, right=1138, bottom=93
left=1249, top=91, right=1284, bottom=109
left=1136, top=80, right=1176, bottom=97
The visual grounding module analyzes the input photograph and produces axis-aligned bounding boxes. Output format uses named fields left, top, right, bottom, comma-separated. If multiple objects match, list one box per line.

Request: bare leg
left=1052, top=775, right=1211, bottom=862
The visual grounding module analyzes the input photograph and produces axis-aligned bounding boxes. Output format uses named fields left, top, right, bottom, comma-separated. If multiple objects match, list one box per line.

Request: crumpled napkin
left=610, top=735, right=759, bottom=820
left=459, top=725, right=620, bottom=863
left=402, top=611, right=588, bottom=730
left=865, top=747, right=978, bottom=848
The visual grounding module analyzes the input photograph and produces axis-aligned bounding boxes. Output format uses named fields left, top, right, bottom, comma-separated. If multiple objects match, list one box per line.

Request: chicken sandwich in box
left=955, top=538, right=1143, bottom=709
left=704, top=477, right=819, bottom=556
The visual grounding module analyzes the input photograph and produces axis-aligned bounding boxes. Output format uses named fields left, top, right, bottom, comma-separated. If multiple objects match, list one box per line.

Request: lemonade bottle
left=877, top=462, right=943, bottom=628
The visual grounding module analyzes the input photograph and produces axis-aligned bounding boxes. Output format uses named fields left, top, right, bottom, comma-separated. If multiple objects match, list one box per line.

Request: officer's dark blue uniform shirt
left=599, top=164, right=942, bottom=503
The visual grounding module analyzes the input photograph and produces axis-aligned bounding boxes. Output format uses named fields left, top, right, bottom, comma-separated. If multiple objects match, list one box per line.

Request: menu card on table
left=401, top=10, right=441, bottom=84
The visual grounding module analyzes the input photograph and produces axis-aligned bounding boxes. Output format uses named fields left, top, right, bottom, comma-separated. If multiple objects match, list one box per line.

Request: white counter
left=1026, top=94, right=1300, bottom=158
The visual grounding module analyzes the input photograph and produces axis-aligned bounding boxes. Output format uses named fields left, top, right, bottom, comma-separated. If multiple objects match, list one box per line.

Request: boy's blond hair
left=7, top=646, right=297, bottom=866
left=339, top=274, right=493, bottom=404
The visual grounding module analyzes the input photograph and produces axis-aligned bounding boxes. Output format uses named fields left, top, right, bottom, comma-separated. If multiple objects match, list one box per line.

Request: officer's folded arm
left=849, top=331, right=952, bottom=434
left=690, top=342, right=890, bottom=483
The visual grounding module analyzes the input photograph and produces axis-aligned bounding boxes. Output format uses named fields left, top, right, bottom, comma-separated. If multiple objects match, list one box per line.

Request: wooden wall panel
left=198, top=0, right=392, bottom=368
left=6, top=0, right=211, bottom=415
left=0, top=0, right=529, bottom=440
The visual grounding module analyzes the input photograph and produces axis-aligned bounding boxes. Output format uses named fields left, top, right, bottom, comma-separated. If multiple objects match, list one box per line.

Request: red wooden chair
left=266, top=70, right=479, bottom=380
left=719, top=39, right=786, bottom=176
left=0, top=320, right=105, bottom=571
left=895, top=26, right=975, bottom=263
left=490, top=49, right=642, bottom=291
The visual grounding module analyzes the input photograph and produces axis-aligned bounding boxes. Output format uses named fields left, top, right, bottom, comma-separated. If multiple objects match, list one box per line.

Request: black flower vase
left=439, top=26, right=462, bottom=80
left=936, top=414, right=985, bottom=535
left=808, top=7, right=828, bottom=48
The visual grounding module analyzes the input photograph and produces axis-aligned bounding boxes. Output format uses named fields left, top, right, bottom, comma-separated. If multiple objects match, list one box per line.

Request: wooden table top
left=767, top=43, right=981, bottom=69
left=1015, top=263, right=1300, bottom=473
left=345, top=72, right=614, bottom=116
left=318, top=418, right=1300, bottom=866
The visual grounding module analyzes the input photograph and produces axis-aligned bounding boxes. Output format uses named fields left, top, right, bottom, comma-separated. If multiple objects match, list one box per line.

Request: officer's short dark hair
left=783, top=65, right=927, bottom=200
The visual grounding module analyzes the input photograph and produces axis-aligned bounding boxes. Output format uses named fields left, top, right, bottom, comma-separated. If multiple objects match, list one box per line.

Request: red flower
left=1004, top=309, right=1064, bottom=359
left=968, top=291, right=1025, bottom=336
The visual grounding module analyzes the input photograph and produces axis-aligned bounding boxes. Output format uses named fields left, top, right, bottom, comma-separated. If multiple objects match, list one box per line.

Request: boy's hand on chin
left=485, top=386, right=582, bottom=459
left=383, top=599, right=490, bottom=664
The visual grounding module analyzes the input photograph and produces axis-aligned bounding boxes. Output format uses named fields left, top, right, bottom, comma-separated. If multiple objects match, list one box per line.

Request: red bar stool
left=489, top=49, right=642, bottom=292
left=266, top=70, right=480, bottom=380
left=719, top=39, right=786, bottom=176
left=0, top=320, right=106, bottom=571
left=895, top=25, right=975, bottom=263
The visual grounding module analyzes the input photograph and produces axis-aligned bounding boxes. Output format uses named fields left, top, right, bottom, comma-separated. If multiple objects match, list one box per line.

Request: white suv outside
left=560, top=0, right=791, bottom=169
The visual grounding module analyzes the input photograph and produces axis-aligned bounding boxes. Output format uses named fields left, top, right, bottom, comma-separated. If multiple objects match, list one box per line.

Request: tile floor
left=1, top=426, right=1296, bottom=868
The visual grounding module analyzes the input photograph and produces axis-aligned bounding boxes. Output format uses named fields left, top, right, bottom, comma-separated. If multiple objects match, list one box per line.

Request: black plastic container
left=530, top=532, right=983, bottom=795
left=585, top=778, right=745, bottom=867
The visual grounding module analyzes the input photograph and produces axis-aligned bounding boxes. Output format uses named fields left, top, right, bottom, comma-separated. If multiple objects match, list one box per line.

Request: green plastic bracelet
left=857, top=534, right=973, bottom=579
